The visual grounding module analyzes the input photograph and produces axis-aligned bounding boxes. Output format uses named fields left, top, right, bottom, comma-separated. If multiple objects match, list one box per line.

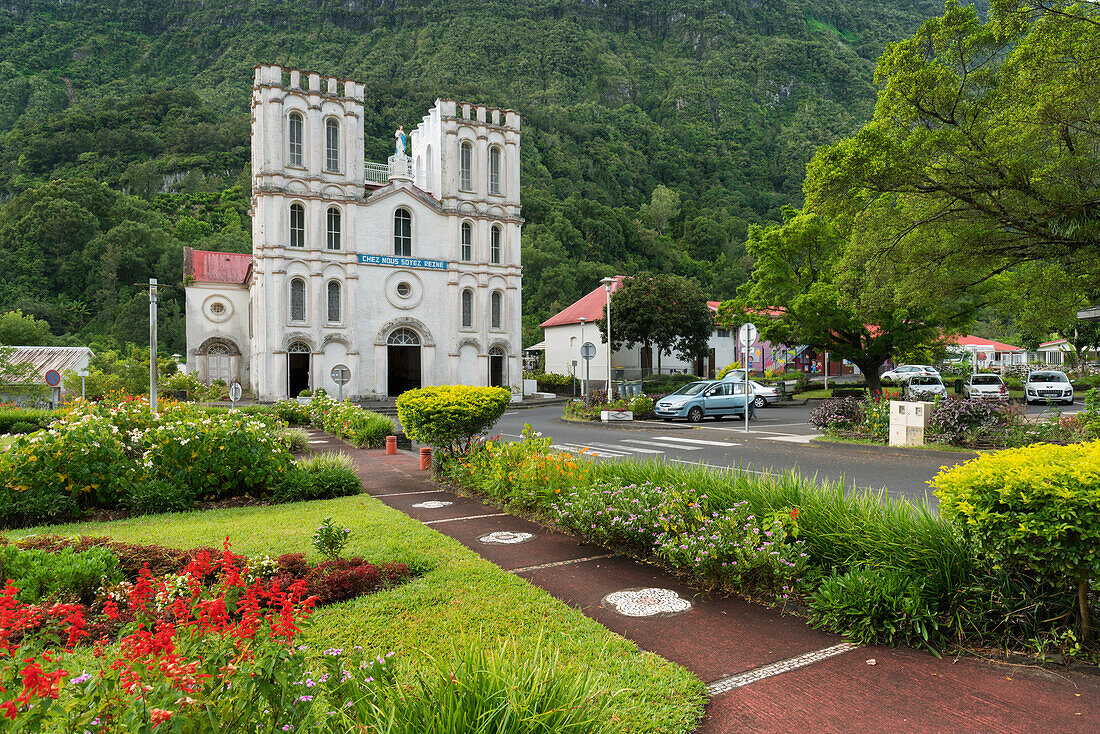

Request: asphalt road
left=493, top=398, right=1086, bottom=506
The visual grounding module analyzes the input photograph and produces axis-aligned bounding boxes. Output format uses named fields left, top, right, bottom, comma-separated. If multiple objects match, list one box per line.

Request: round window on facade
left=396, top=282, right=412, bottom=298
left=204, top=297, right=233, bottom=323
left=210, top=303, right=226, bottom=315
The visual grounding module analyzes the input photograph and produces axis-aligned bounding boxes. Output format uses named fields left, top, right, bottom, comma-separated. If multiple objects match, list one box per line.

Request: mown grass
left=4, top=495, right=706, bottom=734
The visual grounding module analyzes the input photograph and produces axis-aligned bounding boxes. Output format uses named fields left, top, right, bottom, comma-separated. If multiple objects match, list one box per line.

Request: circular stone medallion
left=411, top=500, right=453, bottom=509
left=478, top=531, right=535, bottom=544
left=602, top=588, right=692, bottom=618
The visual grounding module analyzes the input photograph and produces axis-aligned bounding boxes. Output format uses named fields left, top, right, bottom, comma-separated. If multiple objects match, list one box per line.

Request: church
left=184, top=64, right=523, bottom=401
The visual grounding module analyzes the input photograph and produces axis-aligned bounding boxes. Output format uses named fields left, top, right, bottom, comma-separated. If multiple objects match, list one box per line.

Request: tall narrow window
left=290, top=278, right=306, bottom=322
left=490, top=225, right=502, bottom=264
left=460, top=141, right=473, bottom=191
left=326, top=207, right=341, bottom=250
left=327, top=281, right=341, bottom=323
left=289, top=203, right=305, bottom=248
left=491, top=291, right=502, bottom=329
left=325, top=118, right=340, bottom=172
left=288, top=112, right=303, bottom=167
left=394, top=209, right=411, bottom=256
left=461, top=289, right=474, bottom=329
left=460, top=222, right=472, bottom=261
left=489, top=146, right=501, bottom=195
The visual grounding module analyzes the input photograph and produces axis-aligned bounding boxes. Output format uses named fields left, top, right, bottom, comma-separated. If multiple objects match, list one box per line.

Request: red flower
left=789, top=507, right=799, bottom=520
left=150, top=708, right=174, bottom=726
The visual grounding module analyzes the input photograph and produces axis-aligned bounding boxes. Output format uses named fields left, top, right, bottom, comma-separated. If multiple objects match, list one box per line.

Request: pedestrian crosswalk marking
left=651, top=435, right=742, bottom=447
left=586, top=441, right=665, bottom=454
left=621, top=439, right=703, bottom=451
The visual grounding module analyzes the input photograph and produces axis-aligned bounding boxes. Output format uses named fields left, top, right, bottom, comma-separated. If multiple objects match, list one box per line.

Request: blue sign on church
left=358, top=254, right=448, bottom=270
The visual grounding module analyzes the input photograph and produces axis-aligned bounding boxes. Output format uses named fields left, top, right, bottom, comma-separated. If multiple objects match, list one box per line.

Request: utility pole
left=149, top=278, right=158, bottom=412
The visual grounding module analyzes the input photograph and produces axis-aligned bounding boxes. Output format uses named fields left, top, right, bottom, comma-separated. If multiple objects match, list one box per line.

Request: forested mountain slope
left=0, top=0, right=959, bottom=349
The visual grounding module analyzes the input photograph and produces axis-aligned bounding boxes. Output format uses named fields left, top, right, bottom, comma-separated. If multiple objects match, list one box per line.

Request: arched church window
left=489, top=146, right=502, bottom=195
left=326, top=207, right=341, bottom=250
left=327, top=281, right=341, bottom=323
left=460, top=222, right=472, bottom=262
left=459, top=141, right=473, bottom=191
left=491, top=290, right=503, bottom=330
left=207, top=343, right=230, bottom=356
left=490, top=225, right=502, bottom=264
left=388, top=328, right=420, bottom=346
left=394, top=208, right=412, bottom=256
left=461, top=288, right=474, bottom=329
left=290, top=278, right=306, bottom=322
left=288, top=341, right=311, bottom=353
left=290, top=203, right=305, bottom=248
left=325, top=118, right=340, bottom=172
left=288, top=112, right=304, bottom=167
left=488, top=346, right=504, bottom=357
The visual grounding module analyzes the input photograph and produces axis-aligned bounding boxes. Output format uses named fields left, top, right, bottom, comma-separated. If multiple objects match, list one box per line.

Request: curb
left=809, top=437, right=979, bottom=461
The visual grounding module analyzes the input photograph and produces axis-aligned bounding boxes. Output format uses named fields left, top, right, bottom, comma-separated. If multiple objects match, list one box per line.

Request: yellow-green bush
left=934, top=441, right=1100, bottom=641
left=397, top=385, right=510, bottom=455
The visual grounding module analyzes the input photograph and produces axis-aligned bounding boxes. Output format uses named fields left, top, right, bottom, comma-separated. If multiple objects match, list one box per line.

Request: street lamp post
left=579, top=317, right=587, bottom=404
left=601, top=277, right=616, bottom=398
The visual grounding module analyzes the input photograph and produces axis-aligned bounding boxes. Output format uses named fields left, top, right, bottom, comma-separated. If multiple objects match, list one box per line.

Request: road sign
left=330, top=365, right=351, bottom=384
left=44, top=370, right=61, bottom=387
left=738, top=322, right=758, bottom=346
left=76, top=369, right=89, bottom=377
left=580, top=342, right=596, bottom=360
left=228, top=382, right=242, bottom=403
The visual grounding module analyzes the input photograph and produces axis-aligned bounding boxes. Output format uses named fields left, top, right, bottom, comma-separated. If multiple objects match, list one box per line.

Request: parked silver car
left=962, top=374, right=1008, bottom=401
left=904, top=374, right=947, bottom=400
left=1025, top=370, right=1074, bottom=405
left=881, top=364, right=939, bottom=381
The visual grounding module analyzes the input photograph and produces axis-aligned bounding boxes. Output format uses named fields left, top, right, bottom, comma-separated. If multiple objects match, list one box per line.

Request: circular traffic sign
left=228, top=382, right=243, bottom=402
left=738, top=322, right=758, bottom=346
left=330, top=365, right=351, bottom=384
left=44, top=370, right=61, bottom=387
left=580, top=342, right=597, bottom=360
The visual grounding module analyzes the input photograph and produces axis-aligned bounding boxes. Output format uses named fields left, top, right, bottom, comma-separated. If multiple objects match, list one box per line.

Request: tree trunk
left=853, top=359, right=885, bottom=398
left=657, top=349, right=663, bottom=374
left=1080, top=576, right=1092, bottom=644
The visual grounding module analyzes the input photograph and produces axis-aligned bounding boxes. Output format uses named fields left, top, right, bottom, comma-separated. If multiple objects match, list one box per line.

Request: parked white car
left=881, top=365, right=939, bottom=381
left=962, top=374, right=1008, bottom=401
left=1025, top=370, right=1074, bottom=405
left=748, top=381, right=778, bottom=408
left=904, top=374, right=947, bottom=400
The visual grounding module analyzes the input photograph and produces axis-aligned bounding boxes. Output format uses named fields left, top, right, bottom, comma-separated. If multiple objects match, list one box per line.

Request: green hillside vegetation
left=0, top=0, right=957, bottom=349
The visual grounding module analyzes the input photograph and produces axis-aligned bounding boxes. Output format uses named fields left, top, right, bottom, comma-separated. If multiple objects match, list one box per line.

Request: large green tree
left=804, top=0, right=1100, bottom=304
left=724, top=208, right=974, bottom=396
left=597, top=274, right=714, bottom=374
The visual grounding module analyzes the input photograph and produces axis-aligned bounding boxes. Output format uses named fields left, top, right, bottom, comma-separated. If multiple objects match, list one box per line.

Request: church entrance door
left=488, top=346, right=505, bottom=388
left=287, top=342, right=311, bottom=398
left=387, top=328, right=421, bottom=396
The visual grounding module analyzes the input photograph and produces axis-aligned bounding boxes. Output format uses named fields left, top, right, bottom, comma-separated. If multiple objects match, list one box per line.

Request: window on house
left=489, top=146, right=501, bottom=195
left=290, top=278, right=306, bottom=322
left=490, top=225, right=502, bottom=264
left=460, top=141, right=473, bottom=191
left=460, top=222, right=472, bottom=261
left=491, top=291, right=502, bottom=329
left=461, top=289, right=474, bottom=329
left=327, top=280, right=341, bottom=323
left=325, top=118, right=340, bottom=172
left=290, top=203, right=305, bottom=248
left=394, top=209, right=411, bottom=256
left=288, top=112, right=304, bottom=167
left=326, top=207, right=341, bottom=250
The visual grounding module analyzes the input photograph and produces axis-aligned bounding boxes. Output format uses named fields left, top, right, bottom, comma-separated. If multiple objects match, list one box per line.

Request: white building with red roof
left=948, top=335, right=1026, bottom=367
left=185, top=64, right=523, bottom=400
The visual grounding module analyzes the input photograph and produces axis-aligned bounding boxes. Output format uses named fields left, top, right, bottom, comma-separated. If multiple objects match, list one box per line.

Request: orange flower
left=150, top=708, right=174, bottom=726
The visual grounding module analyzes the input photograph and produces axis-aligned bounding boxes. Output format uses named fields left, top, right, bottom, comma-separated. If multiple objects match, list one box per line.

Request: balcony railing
left=364, top=161, right=389, bottom=185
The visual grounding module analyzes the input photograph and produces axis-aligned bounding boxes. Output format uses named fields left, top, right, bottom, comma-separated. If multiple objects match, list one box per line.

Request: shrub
left=716, top=362, right=742, bottom=379
left=630, top=394, right=655, bottom=418
left=0, top=544, right=122, bottom=605
left=312, top=516, right=352, bottom=560
left=808, top=566, right=942, bottom=649
left=397, top=385, right=510, bottom=455
left=808, top=397, right=863, bottom=431
left=273, top=398, right=311, bottom=424
left=934, top=441, right=1100, bottom=642
left=270, top=464, right=315, bottom=504
left=308, top=393, right=394, bottom=448
left=280, top=427, right=311, bottom=452
left=299, top=452, right=361, bottom=499
left=0, top=409, right=56, bottom=434
left=123, top=478, right=197, bottom=515
left=304, top=557, right=409, bottom=604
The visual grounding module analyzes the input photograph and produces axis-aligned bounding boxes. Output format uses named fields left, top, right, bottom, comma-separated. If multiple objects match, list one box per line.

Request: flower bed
left=271, top=393, right=394, bottom=448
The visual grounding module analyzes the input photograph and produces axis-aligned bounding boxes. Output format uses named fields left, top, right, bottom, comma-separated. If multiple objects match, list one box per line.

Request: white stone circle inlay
left=602, top=588, right=692, bottom=617
left=411, top=500, right=453, bottom=509
left=478, top=531, right=535, bottom=544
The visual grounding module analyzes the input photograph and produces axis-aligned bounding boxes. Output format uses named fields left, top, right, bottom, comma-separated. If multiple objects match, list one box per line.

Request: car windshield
left=911, top=376, right=941, bottom=385
left=1029, top=372, right=1067, bottom=383
left=670, top=382, right=710, bottom=396
left=972, top=376, right=1001, bottom=385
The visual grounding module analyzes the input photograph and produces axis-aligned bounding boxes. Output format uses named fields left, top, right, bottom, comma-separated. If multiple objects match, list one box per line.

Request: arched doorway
left=206, top=344, right=232, bottom=384
left=488, top=346, right=505, bottom=388
left=287, top=341, right=311, bottom=398
left=387, top=328, right=421, bottom=396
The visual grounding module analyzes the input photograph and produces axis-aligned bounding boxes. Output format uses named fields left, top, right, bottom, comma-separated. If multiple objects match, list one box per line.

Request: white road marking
left=705, top=643, right=858, bottom=695
left=621, top=439, right=703, bottom=451
left=761, top=434, right=821, bottom=444
left=585, top=441, right=665, bottom=454
left=552, top=443, right=630, bottom=458
left=669, top=458, right=782, bottom=477
left=422, top=513, right=508, bottom=525
left=652, top=435, right=742, bottom=447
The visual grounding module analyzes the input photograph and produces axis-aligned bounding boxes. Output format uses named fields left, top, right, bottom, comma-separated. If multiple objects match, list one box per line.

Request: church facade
left=185, top=64, right=523, bottom=401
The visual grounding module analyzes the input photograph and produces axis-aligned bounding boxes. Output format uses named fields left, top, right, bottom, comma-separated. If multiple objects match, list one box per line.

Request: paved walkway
left=321, top=433, right=1100, bottom=733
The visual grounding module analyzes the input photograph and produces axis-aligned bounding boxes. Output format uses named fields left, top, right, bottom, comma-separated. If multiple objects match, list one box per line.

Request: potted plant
left=297, top=388, right=312, bottom=405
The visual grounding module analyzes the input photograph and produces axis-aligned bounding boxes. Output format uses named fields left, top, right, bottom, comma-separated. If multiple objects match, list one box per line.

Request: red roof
left=951, top=335, right=1023, bottom=352
left=1039, top=339, right=1068, bottom=348
left=185, top=248, right=253, bottom=284
left=540, top=276, right=627, bottom=328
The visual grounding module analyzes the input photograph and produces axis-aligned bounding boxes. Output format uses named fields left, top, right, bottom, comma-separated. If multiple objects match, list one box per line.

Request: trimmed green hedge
left=0, top=409, right=58, bottom=434
left=397, top=385, right=510, bottom=455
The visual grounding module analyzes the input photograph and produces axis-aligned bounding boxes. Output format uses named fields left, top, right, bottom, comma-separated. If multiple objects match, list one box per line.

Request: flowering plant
left=312, top=517, right=351, bottom=560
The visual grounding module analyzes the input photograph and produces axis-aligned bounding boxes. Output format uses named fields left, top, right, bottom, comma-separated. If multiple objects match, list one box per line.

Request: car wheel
left=687, top=406, right=704, bottom=423
left=754, top=396, right=767, bottom=409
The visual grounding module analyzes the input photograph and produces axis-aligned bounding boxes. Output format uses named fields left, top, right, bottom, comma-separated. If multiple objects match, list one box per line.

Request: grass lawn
left=4, top=496, right=706, bottom=734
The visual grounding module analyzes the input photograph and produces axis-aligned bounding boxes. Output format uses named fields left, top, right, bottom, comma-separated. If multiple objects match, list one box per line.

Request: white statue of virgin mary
left=394, top=125, right=407, bottom=158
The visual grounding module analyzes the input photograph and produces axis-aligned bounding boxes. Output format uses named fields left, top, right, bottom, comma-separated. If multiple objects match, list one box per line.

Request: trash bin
left=954, top=379, right=964, bottom=394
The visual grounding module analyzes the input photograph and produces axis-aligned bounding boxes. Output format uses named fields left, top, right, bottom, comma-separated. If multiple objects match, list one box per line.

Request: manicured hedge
left=397, top=385, right=510, bottom=454
left=0, top=408, right=58, bottom=434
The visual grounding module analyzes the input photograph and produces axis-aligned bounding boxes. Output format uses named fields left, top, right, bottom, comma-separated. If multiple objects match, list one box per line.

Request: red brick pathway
left=333, top=438, right=1100, bottom=733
